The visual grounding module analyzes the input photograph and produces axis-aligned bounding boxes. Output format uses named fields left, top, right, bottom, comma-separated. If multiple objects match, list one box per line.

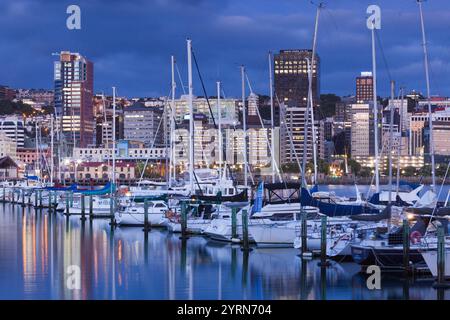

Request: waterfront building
left=73, top=141, right=166, bottom=162
left=0, top=115, right=25, bottom=149
left=0, top=132, right=17, bottom=160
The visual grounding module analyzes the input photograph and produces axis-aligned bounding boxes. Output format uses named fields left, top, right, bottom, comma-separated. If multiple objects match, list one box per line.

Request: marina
left=0, top=200, right=448, bottom=300
left=0, top=182, right=450, bottom=300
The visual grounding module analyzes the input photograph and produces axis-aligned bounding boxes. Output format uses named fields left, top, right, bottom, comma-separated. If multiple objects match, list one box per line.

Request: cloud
left=0, top=0, right=449, bottom=98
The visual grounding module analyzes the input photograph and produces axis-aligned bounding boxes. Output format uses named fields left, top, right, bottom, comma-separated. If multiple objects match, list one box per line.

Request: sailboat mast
left=217, top=81, right=222, bottom=182
left=35, top=120, right=39, bottom=178
left=388, top=80, right=395, bottom=207
left=170, top=55, right=176, bottom=188
left=268, top=52, right=276, bottom=184
left=308, top=3, right=322, bottom=185
left=187, top=39, right=194, bottom=192
left=396, top=87, right=404, bottom=196
left=50, top=116, right=54, bottom=185
left=418, top=0, right=436, bottom=192
left=371, top=23, right=380, bottom=193
left=112, top=87, right=116, bottom=186
left=241, top=65, right=248, bottom=188
left=164, top=96, right=169, bottom=188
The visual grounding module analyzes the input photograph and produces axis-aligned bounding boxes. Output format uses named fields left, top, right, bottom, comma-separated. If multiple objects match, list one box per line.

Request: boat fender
left=410, top=230, right=422, bottom=244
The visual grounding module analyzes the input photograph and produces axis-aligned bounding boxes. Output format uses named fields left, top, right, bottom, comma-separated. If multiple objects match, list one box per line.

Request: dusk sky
left=1, top=0, right=449, bottom=98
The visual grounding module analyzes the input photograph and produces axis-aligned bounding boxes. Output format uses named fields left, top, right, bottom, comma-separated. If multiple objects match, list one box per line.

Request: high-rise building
left=54, top=51, right=95, bottom=151
left=124, top=102, right=164, bottom=147
left=274, top=49, right=321, bottom=165
left=356, top=72, right=373, bottom=104
left=351, top=103, right=375, bottom=157
left=274, top=50, right=319, bottom=107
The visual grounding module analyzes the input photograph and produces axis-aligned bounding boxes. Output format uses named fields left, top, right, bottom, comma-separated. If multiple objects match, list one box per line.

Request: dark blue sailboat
left=300, top=187, right=380, bottom=217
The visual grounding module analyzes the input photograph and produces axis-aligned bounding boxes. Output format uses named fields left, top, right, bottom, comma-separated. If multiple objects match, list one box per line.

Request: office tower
left=356, top=72, right=373, bottom=104
left=54, top=51, right=94, bottom=151
left=351, top=104, right=375, bottom=157
left=274, top=49, right=321, bottom=165
left=124, top=102, right=164, bottom=147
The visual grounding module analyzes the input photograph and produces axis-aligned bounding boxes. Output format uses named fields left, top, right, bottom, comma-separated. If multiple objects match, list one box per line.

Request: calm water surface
left=0, top=190, right=448, bottom=300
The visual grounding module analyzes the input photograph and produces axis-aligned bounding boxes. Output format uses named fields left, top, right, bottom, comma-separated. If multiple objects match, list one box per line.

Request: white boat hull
left=421, top=250, right=450, bottom=277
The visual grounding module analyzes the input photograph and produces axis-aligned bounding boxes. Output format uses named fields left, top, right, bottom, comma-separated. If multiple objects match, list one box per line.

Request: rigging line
left=212, top=83, right=239, bottom=189
left=375, top=29, right=393, bottom=82
left=274, top=92, right=304, bottom=177
left=175, top=62, right=187, bottom=95
left=424, top=160, right=450, bottom=238
left=245, top=71, right=284, bottom=183
left=191, top=49, right=217, bottom=128
left=132, top=88, right=171, bottom=202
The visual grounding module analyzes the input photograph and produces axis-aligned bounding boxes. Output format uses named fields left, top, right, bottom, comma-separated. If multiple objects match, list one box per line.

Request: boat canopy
left=300, top=187, right=380, bottom=217
left=74, top=182, right=116, bottom=195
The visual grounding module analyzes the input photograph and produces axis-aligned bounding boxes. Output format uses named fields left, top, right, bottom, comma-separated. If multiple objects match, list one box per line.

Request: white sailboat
left=115, top=200, right=169, bottom=226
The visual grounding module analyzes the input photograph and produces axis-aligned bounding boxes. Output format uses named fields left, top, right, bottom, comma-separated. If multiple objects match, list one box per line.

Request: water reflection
left=0, top=204, right=447, bottom=300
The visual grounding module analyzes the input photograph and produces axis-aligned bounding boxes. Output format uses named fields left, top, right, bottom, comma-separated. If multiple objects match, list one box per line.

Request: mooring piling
left=231, top=207, right=238, bottom=240
left=179, top=201, right=188, bottom=240
left=318, top=215, right=330, bottom=267
left=80, top=194, right=86, bottom=221
left=89, top=195, right=93, bottom=220
left=143, top=199, right=150, bottom=232
left=241, top=209, right=252, bottom=252
left=403, top=218, right=410, bottom=273
left=433, top=224, right=450, bottom=289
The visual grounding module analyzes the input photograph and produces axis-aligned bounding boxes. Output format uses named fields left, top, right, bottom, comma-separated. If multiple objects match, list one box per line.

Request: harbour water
left=0, top=186, right=450, bottom=300
left=0, top=193, right=449, bottom=300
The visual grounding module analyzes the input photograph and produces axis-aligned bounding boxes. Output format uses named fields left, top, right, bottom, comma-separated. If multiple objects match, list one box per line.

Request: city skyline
left=1, top=0, right=450, bottom=98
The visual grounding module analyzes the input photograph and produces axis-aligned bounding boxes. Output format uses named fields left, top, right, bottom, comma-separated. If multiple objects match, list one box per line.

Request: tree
left=436, top=163, right=449, bottom=177
left=281, top=162, right=300, bottom=173
left=402, top=166, right=417, bottom=177
left=317, top=159, right=330, bottom=175
left=359, top=166, right=372, bottom=178
left=419, top=165, right=431, bottom=177
left=0, top=99, right=34, bottom=116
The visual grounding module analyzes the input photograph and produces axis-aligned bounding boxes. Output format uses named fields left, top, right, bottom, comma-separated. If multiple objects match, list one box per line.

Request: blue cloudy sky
left=0, top=0, right=449, bottom=98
